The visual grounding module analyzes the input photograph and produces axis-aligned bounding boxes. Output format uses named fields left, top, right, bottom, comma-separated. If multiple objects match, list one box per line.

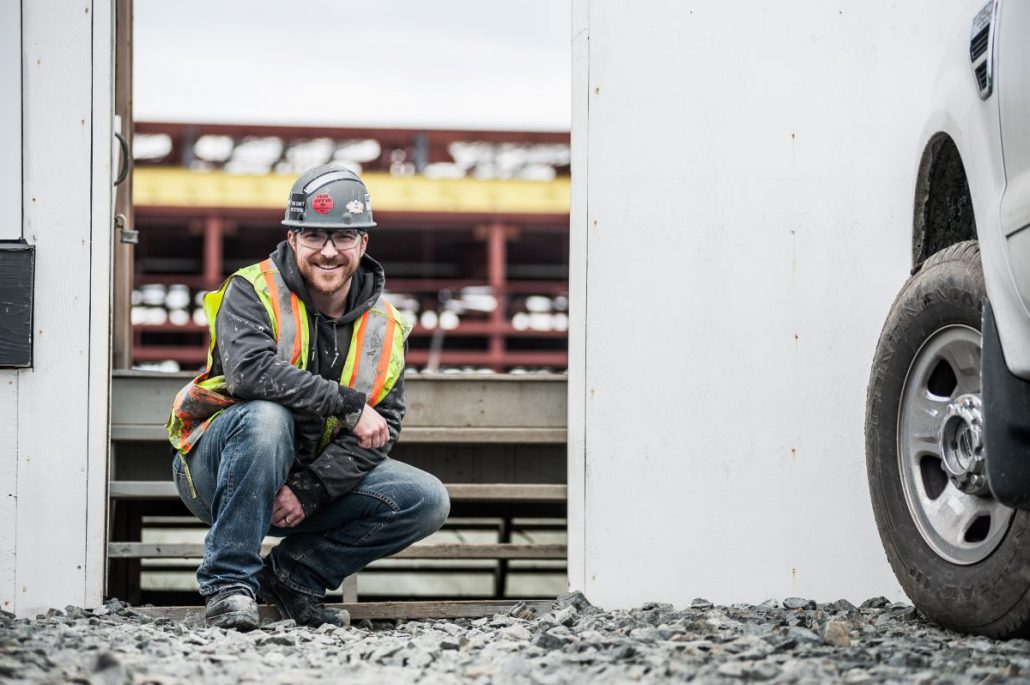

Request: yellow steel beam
left=133, top=168, right=570, bottom=215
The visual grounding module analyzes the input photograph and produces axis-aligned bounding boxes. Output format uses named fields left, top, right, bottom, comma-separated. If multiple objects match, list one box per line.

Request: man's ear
left=286, top=230, right=297, bottom=251
left=360, top=232, right=369, bottom=257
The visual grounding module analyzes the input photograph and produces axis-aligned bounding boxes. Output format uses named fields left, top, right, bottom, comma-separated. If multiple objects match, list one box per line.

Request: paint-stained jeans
left=171, top=400, right=450, bottom=598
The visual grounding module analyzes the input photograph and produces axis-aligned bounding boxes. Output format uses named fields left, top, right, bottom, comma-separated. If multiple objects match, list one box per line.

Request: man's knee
left=416, top=475, right=450, bottom=537
left=233, top=400, right=294, bottom=476
left=237, top=400, right=292, bottom=433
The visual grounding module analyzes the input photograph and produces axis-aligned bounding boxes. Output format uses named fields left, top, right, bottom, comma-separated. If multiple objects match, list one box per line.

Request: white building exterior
left=568, top=0, right=962, bottom=607
left=0, top=0, right=113, bottom=616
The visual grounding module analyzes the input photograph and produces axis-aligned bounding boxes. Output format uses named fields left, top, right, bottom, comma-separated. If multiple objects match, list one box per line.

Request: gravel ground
left=2, top=593, right=1029, bottom=684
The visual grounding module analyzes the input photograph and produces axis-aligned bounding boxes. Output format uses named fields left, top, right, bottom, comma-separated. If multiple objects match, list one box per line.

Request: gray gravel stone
left=821, top=619, right=852, bottom=647
left=783, top=596, right=817, bottom=610
left=1, top=596, right=1025, bottom=683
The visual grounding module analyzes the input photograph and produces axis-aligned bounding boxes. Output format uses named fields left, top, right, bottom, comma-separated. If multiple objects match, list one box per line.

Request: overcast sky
left=133, top=1, right=571, bottom=131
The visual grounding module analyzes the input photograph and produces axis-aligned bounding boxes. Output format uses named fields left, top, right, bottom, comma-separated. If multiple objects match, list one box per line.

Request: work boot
left=257, top=563, right=349, bottom=628
left=205, top=587, right=259, bottom=631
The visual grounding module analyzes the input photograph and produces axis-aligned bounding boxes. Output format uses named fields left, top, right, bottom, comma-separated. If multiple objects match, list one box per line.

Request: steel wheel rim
left=897, top=324, right=1014, bottom=565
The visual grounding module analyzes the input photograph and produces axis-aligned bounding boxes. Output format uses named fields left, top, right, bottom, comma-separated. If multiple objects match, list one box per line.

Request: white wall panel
left=0, top=1, right=20, bottom=241
left=0, top=371, right=17, bottom=612
left=87, top=0, right=115, bottom=609
left=567, top=0, right=589, bottom=593
left=13, top=0, right=112, bottom=616
left=571, top=0, right=957, bottom=607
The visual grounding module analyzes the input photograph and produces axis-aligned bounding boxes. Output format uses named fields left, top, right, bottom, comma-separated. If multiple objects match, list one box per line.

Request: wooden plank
left=110, top=481, right=568, bottom=502
left=109, top=542, right=567, bottom=560
left=444, top=484, right=567, bottom=502
left=111, top=424, right=567, bottom=444
left=110, top=372, right=567, bottom=435
left=342, top=575, right=357, bottom=604
left=133, top=599, right=556, bottom=622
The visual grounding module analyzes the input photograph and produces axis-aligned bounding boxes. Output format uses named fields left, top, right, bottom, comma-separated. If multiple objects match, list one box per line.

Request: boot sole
left=206, top=610, right=260, bottom=631
left=258, top=571, right=348, bottom=628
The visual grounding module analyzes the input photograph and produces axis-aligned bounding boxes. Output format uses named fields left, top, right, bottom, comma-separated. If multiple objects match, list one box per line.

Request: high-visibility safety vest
left=166, top=258, right=410, bottom=456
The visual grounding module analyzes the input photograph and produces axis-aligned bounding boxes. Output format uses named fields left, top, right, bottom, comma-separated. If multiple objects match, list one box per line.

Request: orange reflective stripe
left=369, top=313, right=397, bottom=406
left=289, top=292, right=303, bottom=364
left=348, top=312, right=370, bottom=387
left=260, top=260, right=281, bottom=342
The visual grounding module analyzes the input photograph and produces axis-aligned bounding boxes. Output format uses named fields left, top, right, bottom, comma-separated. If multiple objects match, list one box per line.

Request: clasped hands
left=274, top=403, right=388, bottom=528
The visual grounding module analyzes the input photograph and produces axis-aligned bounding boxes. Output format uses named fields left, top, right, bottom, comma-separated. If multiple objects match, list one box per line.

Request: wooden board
left=109, top=481, right=568, bottom=502
left=134, top=599, right=556, bottom=622
left=112, top=424, right=567, bottom=444
left=110, top=371, right=567, bottom=438
left=108, top=542, right=567, bottom=560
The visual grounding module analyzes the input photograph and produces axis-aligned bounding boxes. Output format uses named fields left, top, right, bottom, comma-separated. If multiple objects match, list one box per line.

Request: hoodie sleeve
left=215, top=278, right=366, bottom=419
left=286, top=372, right=407, bottom=514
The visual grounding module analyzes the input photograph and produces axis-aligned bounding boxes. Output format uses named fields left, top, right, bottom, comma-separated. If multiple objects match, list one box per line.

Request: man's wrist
left=286, top=470, right=330, bottom=517
left=336, top=387, right=366, bottom=430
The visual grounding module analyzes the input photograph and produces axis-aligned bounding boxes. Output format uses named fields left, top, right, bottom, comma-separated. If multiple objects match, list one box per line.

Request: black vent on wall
left=0, top=242, right=34, bottom=368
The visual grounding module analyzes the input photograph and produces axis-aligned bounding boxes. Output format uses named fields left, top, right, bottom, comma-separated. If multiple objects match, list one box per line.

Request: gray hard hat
left=282, top=165, right=377, bottom=230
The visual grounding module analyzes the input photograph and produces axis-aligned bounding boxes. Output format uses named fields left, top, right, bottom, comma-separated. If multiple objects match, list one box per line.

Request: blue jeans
left=172, top=400, right=450, bottom=598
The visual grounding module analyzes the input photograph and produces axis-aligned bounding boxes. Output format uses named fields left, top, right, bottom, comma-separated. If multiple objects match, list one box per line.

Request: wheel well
left=912, top=133, right=977, bottom=270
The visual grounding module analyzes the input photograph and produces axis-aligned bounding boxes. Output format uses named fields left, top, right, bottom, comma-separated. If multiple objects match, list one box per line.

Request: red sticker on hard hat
left=312, top=193, right=334, bottom=214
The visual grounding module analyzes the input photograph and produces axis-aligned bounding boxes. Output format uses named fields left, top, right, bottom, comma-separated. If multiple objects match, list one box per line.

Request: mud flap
left=983, top=300, right=1030, bottom=508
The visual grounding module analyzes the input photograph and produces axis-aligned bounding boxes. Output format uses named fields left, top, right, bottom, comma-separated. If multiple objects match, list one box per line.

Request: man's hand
left=352, top=403, right=389, bottom=449
left=272, top=485, right=305, bottom=528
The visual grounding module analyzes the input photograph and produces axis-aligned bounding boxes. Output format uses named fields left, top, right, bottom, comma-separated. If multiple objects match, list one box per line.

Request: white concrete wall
left=0, top=2, right=20, bottom=241
left=569, top=0, right=965, bottom=607
left=0, top=0, right=113, bottom=616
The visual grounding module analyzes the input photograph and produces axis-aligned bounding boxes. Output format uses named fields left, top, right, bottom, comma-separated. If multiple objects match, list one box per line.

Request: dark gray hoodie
left=209, top=240, right=406, bottom=515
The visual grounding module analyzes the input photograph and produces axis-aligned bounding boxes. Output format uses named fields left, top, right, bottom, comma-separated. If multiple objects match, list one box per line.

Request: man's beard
left=301, top=258, right=359, bottom=296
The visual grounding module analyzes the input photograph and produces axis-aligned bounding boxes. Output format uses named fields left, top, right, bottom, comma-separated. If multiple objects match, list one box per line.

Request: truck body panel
left=570, top=0, right=983, bottom=606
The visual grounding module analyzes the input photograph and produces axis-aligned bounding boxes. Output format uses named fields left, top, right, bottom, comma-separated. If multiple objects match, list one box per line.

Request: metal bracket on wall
left=0, top=241, right=35, bottom=368
left=115, top=213, right=138, bottom=245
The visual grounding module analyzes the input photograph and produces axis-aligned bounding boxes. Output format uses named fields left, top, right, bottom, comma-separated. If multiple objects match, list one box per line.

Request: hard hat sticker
left=312, top=193, right=334, bottom=214
left=346, top=200, right=365, bottom=214
left=287, top=193, right=307, bottom=221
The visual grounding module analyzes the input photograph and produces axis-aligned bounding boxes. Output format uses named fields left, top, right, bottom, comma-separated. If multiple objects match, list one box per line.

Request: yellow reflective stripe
left=373, top=299, right=410, bottom=404
left=376, top=302, right=407, bottom=403
left=317, top=417, right=338, bottom=454
left=297, top=296, right=309, bottom=371
left=369, top=300, right=398, bottom=405
left=179, top=453, right=198, bottom=499
left=339, top=319, right=362, bottom=390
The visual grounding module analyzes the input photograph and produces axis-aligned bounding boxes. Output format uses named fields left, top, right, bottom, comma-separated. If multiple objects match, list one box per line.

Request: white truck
left=865, top=0, right=1030, bottom=637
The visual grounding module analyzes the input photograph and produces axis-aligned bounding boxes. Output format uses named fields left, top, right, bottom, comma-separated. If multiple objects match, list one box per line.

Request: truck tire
left=866, top=240, right=1030, bottom=638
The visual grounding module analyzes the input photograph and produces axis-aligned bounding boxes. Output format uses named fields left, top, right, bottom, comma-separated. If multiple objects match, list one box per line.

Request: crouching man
left=166, top=165, right=450, bottom=630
